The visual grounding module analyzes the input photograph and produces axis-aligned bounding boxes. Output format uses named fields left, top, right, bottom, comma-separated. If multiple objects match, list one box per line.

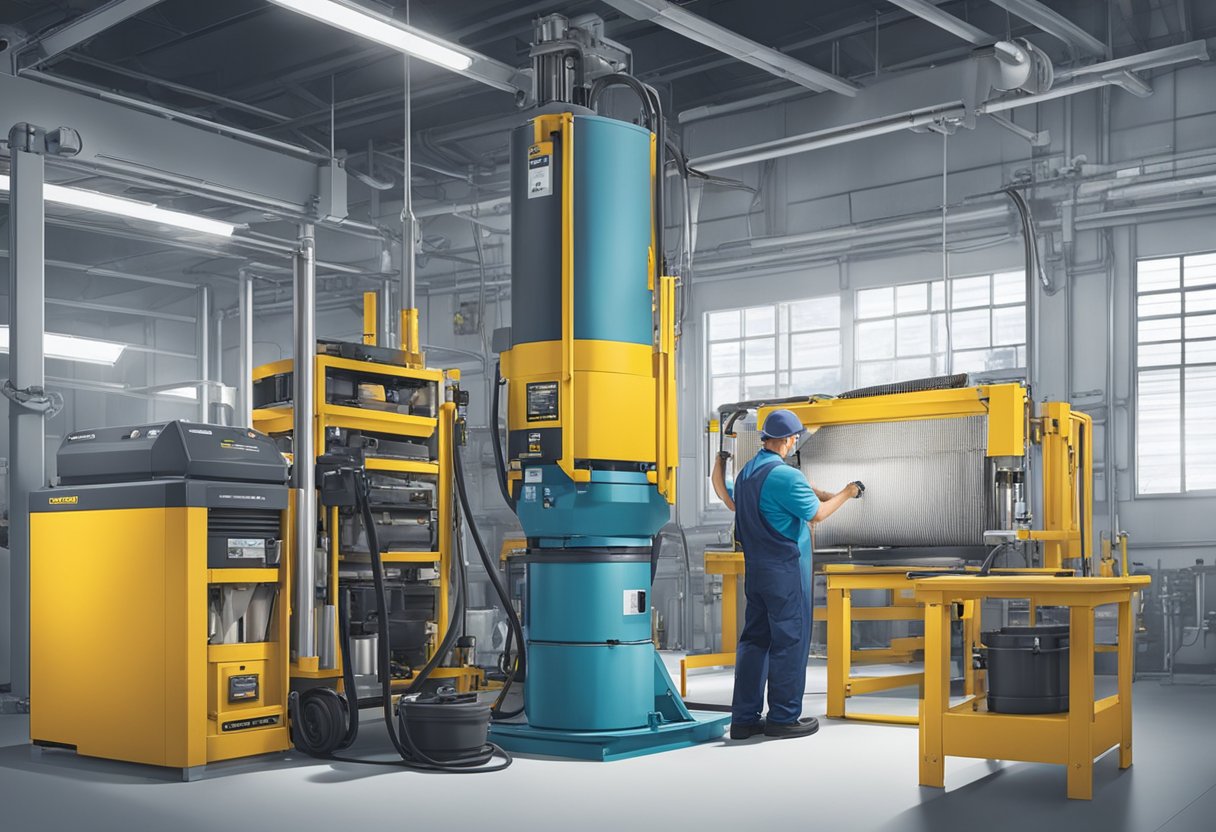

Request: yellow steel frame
left=761, top=383, right=1092, bottom=571
left=766, top=383, right=1025, bottom=457
left=679, top=551, right=743, bottom=696
left=915, top=575, right=1150, bottom=800
left=253, top=354, right=482, bottom=692
left=694, top=384, right=1094, bottom=714
left=821, top=565, right=1066, bottom=726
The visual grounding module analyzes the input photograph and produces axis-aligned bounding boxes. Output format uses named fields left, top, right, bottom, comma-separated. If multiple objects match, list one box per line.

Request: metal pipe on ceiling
left=603, top=0, right=859, bottom=96
left=17, top=0, right=169, bottom=71
left=21, top=70, right=325, bottom=160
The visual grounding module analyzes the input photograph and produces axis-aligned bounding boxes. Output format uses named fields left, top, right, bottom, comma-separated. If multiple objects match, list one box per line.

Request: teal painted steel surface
left=572, top=114, right=653, bottom=346
left=526, top=559, right=654, bottom=730
left=527, top=560, right=652, bottom=643
left=515, top=464, right=669, bottom=544
left=525, top=642, right=654, bottom=730
left=489, top=710, right=731, bottom=761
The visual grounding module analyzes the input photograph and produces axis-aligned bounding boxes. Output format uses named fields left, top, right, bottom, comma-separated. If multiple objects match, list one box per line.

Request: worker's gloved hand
left=717, top=450, right=732, bottom=463
left=850, top=481, right=865, bottom=498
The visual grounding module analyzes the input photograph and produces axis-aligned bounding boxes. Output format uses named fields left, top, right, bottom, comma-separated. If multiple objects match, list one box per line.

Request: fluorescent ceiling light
left=0, top=174, right=236, bottom=237
left=0, top=325, right=126, bottom=365
left=269, top=0, right=473, bottom=71
left=161, top=386, right=200, bottom=400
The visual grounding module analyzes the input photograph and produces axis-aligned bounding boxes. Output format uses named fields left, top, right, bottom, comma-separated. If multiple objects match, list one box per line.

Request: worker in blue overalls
left=710, top=409, right=863, bottom=739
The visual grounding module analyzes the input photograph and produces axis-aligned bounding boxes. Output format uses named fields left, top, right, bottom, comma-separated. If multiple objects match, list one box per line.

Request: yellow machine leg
left=826, top=586, right=851, bottom=719
left=721, top=571, right=738, bottom=654
left=1118, top=598, right=1134, bottom=770
left=919, top=602, right=950, bottom=789
left=1067, top=606, right=1095, bottom=800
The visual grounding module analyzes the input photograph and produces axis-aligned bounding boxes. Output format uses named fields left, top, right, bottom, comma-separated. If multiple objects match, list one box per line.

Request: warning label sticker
left=527, top=149, right=552, bottom=199
left=623, top=590, right=647, bottom=616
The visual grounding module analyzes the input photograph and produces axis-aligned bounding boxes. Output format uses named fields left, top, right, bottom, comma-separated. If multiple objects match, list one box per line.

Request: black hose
left=336, top=589, right=359, bottom=748
left=453, top=436, right=527, bottom=719
left=299, top=460, right=509, bottom=772
left=490, top=361, right=514, bottom=509
left=588, top=73, right=665, bottom=283
left=359, top=469, right=511, bottom=771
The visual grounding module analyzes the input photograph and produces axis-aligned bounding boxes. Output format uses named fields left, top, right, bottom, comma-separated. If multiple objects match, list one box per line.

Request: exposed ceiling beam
left=886, top=0, right=993, bottom=45
left=689, top=35, right=1204, bottom=175
left=987, top=0, right=1107, bottom=57
left=603, top=0, right=860, bottom=96
left=1054, top=39, right=1209, bottom=82
left=17, top=0, right=167, bottom=70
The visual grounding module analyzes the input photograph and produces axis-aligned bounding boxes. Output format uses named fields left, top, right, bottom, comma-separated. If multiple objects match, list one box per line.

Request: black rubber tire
left=292, top=688, right=350, bottom=756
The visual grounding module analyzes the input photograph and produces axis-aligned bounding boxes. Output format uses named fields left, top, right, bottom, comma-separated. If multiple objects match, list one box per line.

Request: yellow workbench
left=825, top=564, right=969, bottom=726
left=914, top=575, right=1151, bottom=800
left=824, top=564, right=1072, bottom=725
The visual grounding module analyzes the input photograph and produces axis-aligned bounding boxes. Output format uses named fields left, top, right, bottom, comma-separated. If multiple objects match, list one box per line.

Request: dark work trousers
left=730, top=458, right=812, bottom=726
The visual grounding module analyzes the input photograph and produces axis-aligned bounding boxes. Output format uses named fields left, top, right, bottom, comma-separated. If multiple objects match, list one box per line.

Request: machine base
left=489, top=711, right=730, bottom=761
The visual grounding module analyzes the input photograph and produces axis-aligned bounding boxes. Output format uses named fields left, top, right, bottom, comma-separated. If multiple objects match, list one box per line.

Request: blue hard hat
left=760, top=409, right=804, bottom=440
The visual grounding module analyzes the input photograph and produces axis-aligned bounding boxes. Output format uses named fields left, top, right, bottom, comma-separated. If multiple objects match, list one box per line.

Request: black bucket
left=981, top=624, right=1070, bottom=714
left=398, top=693, right=492, bottom=761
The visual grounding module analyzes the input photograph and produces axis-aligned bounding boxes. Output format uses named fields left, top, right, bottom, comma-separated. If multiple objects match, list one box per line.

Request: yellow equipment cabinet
left=252, top=339, right=481, bottom=698
left=30, top=422, right=292, bottom=779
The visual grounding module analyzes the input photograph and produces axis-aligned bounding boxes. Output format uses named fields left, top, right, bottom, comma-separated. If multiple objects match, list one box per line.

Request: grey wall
left=6, top=56, right=1216, bottom=665
left=677, top=61, right=1216, bottom=580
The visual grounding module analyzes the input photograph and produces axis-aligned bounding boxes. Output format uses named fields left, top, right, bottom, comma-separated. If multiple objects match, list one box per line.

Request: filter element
left=350, top=634, right=378, bottom=677
left=800, top=416, right=990, bottom=548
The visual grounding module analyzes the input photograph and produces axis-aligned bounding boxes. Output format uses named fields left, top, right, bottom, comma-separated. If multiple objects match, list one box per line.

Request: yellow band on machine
left=503, top=339, right=659, bottom=465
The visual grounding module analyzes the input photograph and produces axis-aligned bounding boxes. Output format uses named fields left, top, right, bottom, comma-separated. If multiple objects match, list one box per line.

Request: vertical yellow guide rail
left=436, top=399, right=455, bottom=645
left=1072, top=411, right=1094, bottom=570
left=400, top=308, right=424, bottom=368
left=554, top=112, right=588, bottom=485
left=363, top=291, right=377, bottom=346
left=1039, top=401, right=1075, bottom=571
left=650, top=123, right=677, bottom=505
left=656, top=275, right=678, bottom=504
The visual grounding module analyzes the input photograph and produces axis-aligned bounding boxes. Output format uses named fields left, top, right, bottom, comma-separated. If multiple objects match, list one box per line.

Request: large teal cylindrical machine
left=488, top=16, right=727, bottom=760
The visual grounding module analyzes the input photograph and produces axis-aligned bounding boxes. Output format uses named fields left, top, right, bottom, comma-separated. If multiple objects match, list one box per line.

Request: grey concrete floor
left=0, top=658, right=1212, bottom=832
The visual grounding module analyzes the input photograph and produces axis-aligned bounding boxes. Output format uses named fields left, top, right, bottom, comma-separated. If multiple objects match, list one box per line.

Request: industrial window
left=1135, top=253, right=1216, bottom=495
left=853, top=272, right=1026, bottom=388
left=705, top=297, right=842, bottom=414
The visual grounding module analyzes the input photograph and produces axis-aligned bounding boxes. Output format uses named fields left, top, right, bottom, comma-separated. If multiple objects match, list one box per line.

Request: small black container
left=398, top=693, right=491, bottom=761
left=981, top=624, right=1070, bottom=714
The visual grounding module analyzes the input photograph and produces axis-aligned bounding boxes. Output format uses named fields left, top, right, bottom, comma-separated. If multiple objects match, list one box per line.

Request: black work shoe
left=729, top=720, right=765, bottom=740
left=763, top=717, right=820, bottom=738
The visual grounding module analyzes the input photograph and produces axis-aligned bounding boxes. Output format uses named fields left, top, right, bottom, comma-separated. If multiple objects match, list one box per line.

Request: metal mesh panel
left=800, top=416, right=990, bottom=548
left=731, top=419, right=763, bottom=473
left=839, top=373, right=970, bottom=400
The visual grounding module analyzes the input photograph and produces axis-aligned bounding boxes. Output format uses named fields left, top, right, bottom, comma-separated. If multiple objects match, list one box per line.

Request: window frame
left=702, top=294, right=843, bottom=514
left=704, top=296, right=843, bottom=416
left=852, top=272, right=1028, bottom=388
left=1133, top=251, right=1216, bottom=499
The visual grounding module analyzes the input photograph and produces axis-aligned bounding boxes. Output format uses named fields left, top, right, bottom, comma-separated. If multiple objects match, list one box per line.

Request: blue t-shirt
left=726, top=449, right=820, bottom=560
